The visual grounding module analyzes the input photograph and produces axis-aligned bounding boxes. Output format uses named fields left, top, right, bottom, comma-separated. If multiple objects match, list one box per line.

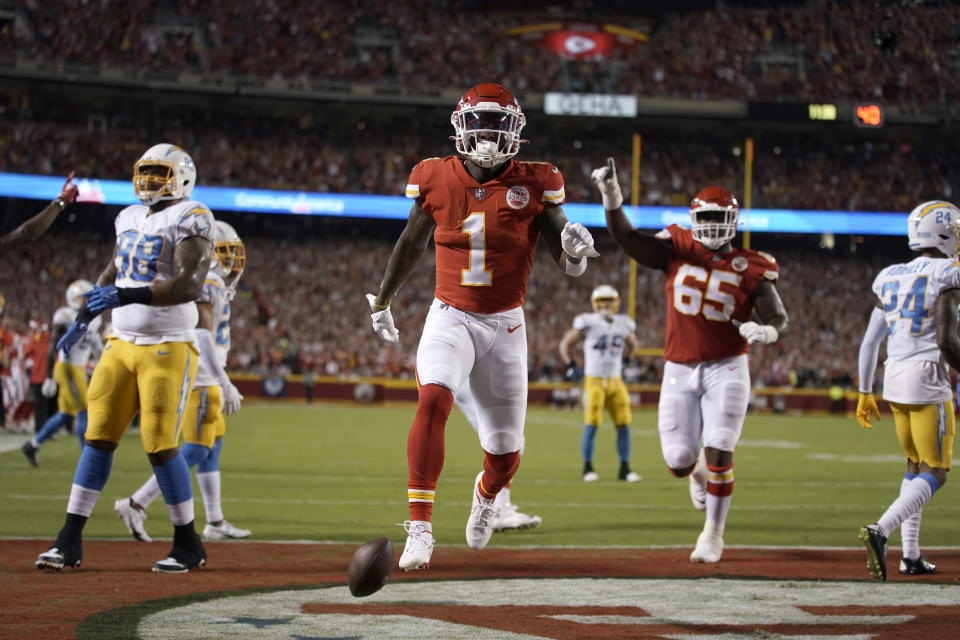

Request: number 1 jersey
left=111, top=200, right=217, bottom=342
left=405, top=157, right=565, bottom=314
left=659, top=224, right=779, bottom=364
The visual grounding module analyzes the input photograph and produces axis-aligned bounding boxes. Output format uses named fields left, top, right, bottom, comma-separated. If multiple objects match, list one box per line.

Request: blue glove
left=83, top=285, right=121, bottom=314
left=564, top=362, right=582, bottom=382
left=56, top=321, right=88, bottom=356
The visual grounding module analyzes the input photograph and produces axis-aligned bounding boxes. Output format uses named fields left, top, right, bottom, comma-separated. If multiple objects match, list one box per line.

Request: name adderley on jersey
left=573, top=312, right=636, bottom=379
left=110, top=200, right=217, bottom=345
left=872, top=256, right=960, bottom=404
left=53, top=306, right=102, bottom=366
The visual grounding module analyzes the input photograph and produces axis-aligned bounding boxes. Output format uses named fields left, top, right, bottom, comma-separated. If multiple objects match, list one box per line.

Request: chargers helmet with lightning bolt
left=132, top=143, right=197, bottom=206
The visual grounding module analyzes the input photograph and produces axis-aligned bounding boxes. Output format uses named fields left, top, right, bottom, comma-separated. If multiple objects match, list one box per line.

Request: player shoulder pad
left=175, top=202, right=216, bottom=242
left=405, top=158, right=444, bottom=199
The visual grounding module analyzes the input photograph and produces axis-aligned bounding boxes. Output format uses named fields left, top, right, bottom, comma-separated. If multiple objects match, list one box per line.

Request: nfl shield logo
left=474, top=188, right=486, bottom=201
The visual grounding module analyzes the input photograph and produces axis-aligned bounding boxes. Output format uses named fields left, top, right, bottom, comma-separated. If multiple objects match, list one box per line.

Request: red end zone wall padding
left=232, top=374, right=871, bottom=414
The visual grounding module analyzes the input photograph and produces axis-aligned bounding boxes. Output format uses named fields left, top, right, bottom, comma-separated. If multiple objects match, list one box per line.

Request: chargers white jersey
left=193, top=271, right=232, bottom=388
left=873, top=255, right=960, bottom=403
left=110, top=200, right=216, bottom=343
left=52, top=306, right=102, bottom=366
left=573, top=312, right=636, bottom=378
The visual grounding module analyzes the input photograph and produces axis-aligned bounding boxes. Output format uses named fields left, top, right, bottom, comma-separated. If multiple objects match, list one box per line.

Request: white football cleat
left=398, top=520, right=434, bottom=571
left=689, top=449, right=707, bottom=511
left=623, top=471, right=642, bottom=483
left=202, top=520, right=251, bottom=540
left=466, top=471, right=498, bottom=550
left=582, top=471, right=599, bottom=483
left=493, top=502, right=542, bottom=532
left=114, top=498, right=153, bottom=542
left=690, top=530, right=724, bottom=563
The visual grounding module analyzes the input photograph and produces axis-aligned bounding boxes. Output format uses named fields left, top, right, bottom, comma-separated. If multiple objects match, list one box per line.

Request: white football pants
left=657, top=354, right=750, bottom=469
left=417, top=298, right=527, bottom=455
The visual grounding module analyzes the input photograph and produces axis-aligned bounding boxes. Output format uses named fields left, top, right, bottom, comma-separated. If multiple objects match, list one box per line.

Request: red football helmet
left=451, top=83, right=526, bottom=168
left=689, top=186, right=739, bottom=249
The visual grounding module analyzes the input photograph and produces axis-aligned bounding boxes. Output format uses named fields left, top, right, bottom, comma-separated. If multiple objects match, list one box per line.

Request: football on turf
left=347, top=537, right=394, bottom=597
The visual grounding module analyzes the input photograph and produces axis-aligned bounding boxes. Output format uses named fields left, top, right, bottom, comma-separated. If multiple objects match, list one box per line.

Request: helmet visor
left=463, top=110, right=517, bottom=132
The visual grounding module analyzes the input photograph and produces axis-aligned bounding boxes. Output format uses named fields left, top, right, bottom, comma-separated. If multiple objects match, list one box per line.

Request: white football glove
left=366, top=293, right=399, bottom=343
left=590, top=157, right=624, bottom=210
left=737, top=321, right=779, bottom=345
left=221, top=381, right=243, bottom=417
left=41, top=377, right=58, bottom=398
left=561, top=222, right=600, bottom=259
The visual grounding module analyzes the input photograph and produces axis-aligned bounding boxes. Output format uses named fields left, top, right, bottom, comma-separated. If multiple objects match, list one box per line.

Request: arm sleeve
left=858, top=307, right=888, bottom=393
left=195, top=327, right=230, bottom=389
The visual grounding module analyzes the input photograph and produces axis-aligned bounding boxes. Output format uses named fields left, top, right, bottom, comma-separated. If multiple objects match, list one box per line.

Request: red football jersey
left=405, top=156, right=565, bottom=314
left=658, top=224, right=779, bottom=364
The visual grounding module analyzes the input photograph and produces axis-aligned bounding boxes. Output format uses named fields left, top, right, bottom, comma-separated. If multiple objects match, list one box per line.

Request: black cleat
left=36, top=540, right=82, bottom=571
left=153, top=527, right=206, bottom=573
left=618, top=463, right=641, bottom=483
left=900, top=555, right=936, bottom=575
left=21, top=442, right=38, bottom=467
left=858, top=524, right=888, bottom=581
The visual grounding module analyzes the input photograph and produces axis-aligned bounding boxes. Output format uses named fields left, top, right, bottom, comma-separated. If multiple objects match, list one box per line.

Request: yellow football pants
left=85, top=337, right=197, bottom=454
left=181, top=385, right=225, bottom=449
left=584, top=375, right=631, bottom=427
left=890, top=400, right=955, bottom=470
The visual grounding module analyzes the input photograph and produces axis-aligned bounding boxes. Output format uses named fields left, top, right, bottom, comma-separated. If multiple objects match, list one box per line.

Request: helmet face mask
left=65, top=279, right=94, bottom=310
left=590, top=284, right=620, bottom=317
left=133, top=144, right=196, bottom=206
left=689, top=186, right=739, bottom=250
left=907, top=200, right=960, bottom=259
left=451, top=83, right=525, bottom=169
left=212, top=220, right=245, bottom=290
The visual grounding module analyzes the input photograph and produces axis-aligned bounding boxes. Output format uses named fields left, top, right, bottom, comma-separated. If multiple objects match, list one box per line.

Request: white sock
left=166, top=498, right=195, bottom=526
left=131, top=474, right=162, bottom=510
left=901, top=511, right=922, bottom=560
left=66, top=484, right=100, bottom=517
left=877, top=477, right=933, bottom=538
left=197, top=471, right=223, bottom=524
left=898, top=475, right=921, bottom=559
left=704, top=463, right=734, bottom=536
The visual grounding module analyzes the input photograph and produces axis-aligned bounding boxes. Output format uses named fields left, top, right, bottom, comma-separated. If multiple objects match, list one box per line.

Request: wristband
left=564, top=256, right=587, bottom=277
left=372, top=299, right=391, bottom=311
left=117, top=287, right=153, bottom=306
left=75, top=306, right=95, bottom=324
left=54, top=197, right=67, bottom=209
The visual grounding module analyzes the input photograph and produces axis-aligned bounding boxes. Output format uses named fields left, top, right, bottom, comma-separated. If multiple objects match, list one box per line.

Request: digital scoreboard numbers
left=854, top=103, right=884, bottom=128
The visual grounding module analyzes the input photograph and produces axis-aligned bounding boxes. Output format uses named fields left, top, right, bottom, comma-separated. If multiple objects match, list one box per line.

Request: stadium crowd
left=0, top=227, right=889, bottom=431
left=1, top=109, right=957, bottom=215
left=0, top=0, right=950, bottom=427
left=8, top=1, right=960, bottom=107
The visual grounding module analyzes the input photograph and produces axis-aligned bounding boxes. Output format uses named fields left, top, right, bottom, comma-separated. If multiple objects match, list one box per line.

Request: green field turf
left=2, top=402, right=957, bottom=550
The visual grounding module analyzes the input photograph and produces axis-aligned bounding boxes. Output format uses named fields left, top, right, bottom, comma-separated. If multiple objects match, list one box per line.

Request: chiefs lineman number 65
left=592, top=157, right=788, bottom=565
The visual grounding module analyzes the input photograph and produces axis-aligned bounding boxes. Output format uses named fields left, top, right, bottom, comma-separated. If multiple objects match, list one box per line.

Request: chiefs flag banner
left=510, top=22, right=648, bottom=60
